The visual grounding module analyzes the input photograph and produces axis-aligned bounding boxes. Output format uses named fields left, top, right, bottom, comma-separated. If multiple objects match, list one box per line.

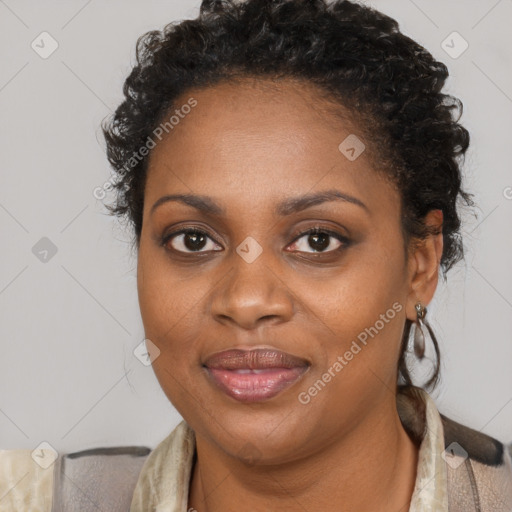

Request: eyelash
left=160, top=226, right=350, bottom=255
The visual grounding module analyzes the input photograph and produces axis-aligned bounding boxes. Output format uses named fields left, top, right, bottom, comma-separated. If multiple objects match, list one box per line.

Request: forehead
left=144, top=77, right=396, bottom=217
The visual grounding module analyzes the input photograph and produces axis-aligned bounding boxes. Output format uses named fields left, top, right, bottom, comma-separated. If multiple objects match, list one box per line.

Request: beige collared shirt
left=0, top=388, right=448, bottom=511
left=129, top=387, right=449, bottom=511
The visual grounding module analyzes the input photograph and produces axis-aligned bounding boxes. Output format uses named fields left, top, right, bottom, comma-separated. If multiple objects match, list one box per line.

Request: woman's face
left=137, top=78, right=422, bottom=463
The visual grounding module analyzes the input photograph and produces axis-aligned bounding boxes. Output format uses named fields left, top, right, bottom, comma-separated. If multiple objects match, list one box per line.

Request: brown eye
left=163, top=229, right=222, bottom=253
left=288, top=228, right=349, bottom=254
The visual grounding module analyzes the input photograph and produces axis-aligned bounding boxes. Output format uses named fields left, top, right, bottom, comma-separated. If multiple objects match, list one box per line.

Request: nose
left=210, top=254, right=295, bottom=330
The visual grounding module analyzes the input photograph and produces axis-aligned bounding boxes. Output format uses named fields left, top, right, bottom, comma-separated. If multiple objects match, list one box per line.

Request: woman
left=1, top=0, right=511, bottom=510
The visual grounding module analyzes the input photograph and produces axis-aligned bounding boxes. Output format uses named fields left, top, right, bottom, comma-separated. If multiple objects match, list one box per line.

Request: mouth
left=203, top=348, right=310, bottom=403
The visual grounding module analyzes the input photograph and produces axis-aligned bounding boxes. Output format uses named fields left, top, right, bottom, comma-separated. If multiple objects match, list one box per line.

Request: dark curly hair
left=102, top=0, right=474, bottom=391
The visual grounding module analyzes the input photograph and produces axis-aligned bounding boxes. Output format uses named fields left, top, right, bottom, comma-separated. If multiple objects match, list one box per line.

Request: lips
left=203, top=348, right=309, bottom=403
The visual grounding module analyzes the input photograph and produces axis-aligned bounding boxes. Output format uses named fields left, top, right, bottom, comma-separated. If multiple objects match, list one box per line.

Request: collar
left=130, top=386, right=448, bottom=511
left=399, top=386, right=449, bottom=511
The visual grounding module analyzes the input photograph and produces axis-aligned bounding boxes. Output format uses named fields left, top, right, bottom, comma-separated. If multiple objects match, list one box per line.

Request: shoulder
left=398, top=385, right=512, bottom=509
left=0, top=423, right=192, bottom=512
left=440, top=413, right=509, bottom=467
left=0, top=449, right=54, bottom=512
left=0, top=445, right=151, bottom=512
left=439, top=413, right=512, bottom=511
left=52, top=445, right=151, bottom=511
left=130, top=421, right=195, bottom=511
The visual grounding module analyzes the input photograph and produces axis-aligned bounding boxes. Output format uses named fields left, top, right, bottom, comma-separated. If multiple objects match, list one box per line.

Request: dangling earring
left=412, top=301, right=440, bottom=361
left=412, top=302, right=427, bottom=359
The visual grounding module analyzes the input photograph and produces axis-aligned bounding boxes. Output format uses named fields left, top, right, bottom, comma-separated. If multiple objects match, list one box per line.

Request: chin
left=201, top=403, right=314, bottom=461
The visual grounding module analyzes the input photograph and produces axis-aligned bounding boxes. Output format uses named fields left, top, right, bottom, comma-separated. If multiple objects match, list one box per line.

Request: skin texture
left=137, top=78, right=443, bottom=512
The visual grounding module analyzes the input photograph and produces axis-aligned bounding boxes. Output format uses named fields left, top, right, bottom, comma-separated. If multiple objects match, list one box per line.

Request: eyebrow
left=150, top=189, right=369, bottom=217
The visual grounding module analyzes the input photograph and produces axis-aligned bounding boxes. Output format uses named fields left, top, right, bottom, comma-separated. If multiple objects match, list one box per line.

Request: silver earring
left=412, top=302, right=427, bottom=359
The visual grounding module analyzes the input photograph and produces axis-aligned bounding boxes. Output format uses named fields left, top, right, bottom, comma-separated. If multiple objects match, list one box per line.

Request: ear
left=405, top=209, right=444, bottom=321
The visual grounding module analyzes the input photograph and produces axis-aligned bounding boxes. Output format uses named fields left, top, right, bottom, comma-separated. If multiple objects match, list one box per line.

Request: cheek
left=137, top=250, right=201, bottom=367
left=309, top=245, right=407, bottom=370
left=138, top=243, right=192, bottom=330
left=297, top=279, right=406, bottom=423
left=137, top=261, right=206, bottom=412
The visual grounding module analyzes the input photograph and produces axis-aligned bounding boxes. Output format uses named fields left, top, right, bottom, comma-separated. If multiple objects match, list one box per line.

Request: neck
left=188, top=397, right=419, bottom=512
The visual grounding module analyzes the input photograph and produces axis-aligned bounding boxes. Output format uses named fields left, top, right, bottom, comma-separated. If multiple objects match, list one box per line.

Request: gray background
left=0, top=0, right=511, bottom=453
